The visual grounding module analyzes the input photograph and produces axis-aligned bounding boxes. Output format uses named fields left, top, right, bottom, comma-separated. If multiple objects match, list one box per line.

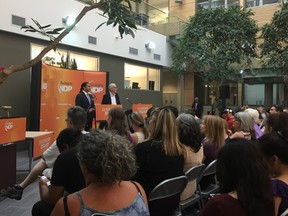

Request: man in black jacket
left=75, top=82, right=95, bottom=131
left=101, top=83, right=121, bottom=105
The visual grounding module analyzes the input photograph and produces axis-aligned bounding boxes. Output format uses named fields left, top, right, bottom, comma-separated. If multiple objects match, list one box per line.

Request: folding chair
left=148, top=175, right=188, bottom=216
left=198, top=160, right=219, bottom=207
left=280, top=208, right=288, bottom=216
left=180, top=164, right=206, bottom=211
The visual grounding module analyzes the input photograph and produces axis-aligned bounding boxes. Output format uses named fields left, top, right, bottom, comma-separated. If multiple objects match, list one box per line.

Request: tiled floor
left=0, top=145, right=39, bottom=216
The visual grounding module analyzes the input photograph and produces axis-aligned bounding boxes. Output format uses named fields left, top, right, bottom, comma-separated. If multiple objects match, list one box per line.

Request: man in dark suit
left=192, top=96, right=203, bottom=118
left=101, top=83, right=121, bottom=105
left=99, top=83, right=121, bottom=129
left=75, top=82, right=95, bottom=131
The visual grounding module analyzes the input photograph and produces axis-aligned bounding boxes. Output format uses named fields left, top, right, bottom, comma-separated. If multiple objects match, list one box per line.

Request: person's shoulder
left=209, top=194, right=245, bottom=210
left=134, top=140, right=153, bottom=152
left=272, top=178, right=288, bottom=193
left=57, top=147, right=78, bottom=160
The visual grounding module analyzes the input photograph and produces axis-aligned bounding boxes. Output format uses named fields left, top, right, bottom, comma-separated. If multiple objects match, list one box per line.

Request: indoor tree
left=0, top=0, right=139, bottom=84
left=172, top=6, right=259, bottom=109
left=260, top=2, right=288, bottom=89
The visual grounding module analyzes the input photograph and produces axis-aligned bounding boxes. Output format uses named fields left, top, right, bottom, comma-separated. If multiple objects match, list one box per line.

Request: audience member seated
left=200, top=138, right=274, bottom=216
left=201, top=115, right=227, bottom=166
left=232, top=111, right=256, bottom=140
left=145, top=106, right=155, bottom=127
left=107, top=107, right=132, bottom=143
left=1, top=106, right=86, bottom=201
left=244, top=108, right=263, bottom=139
left=177, top=113, right=204, bottom=201
left=129, top=112, right=149, bottom=145
left=32, top=128, right=85, bottom=216
left=264, top=112, right=288, bottom=134
left=270, top=104, right=283, bottom=114
left=51, top=130, right=149, bottom=216
left=258, top=129, right=288, bottom=216
left=184, top=108, right=203, bottom=125
left=133, top=107, right=185, bottom=215
left=223, top=108, right=234, bottom=132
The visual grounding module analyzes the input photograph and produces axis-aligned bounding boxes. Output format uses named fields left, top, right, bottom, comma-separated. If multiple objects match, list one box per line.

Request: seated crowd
left=1, top=103, right=288, bottom=216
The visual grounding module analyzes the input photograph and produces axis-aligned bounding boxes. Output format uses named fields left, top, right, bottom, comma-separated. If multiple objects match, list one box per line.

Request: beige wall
left=163, top=70, right=178, bottom=92
left=184, top=72, right=194, bottom=106
left=169, top=0, right=196, bottom=20
left=251, top=4, right=280, bottom=27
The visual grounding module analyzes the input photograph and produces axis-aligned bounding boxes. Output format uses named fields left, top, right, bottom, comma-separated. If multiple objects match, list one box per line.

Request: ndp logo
left=4, top=121, right=13, bottom=131
left=91, top=86, right=104, bottom=93
left=58, top=81, right=73, bottom=93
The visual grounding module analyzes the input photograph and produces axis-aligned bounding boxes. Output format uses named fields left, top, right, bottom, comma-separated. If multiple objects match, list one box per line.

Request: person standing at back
left=192, top=97, right=203, bottom=118
left=75, top=82, right=95, bottom=131
left=99, top=83, right=121, bottom=129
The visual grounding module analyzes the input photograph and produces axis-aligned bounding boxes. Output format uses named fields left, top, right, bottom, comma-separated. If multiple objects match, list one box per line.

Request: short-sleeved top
left=51, top=146, right=85, bottom=194
left=42, top=141, right=59, bottom=167
left=181, top=145, right=204, bottom=201
left=272, top=179, right=288, bottom=216
left=202, top=139, right=218, bottom=166
left=135, top=132, right=145, bottom=144
left=133, top=139, right=184, bottom=196
left=200, top=194, right=246, bottom=216
left=75, top=190, right=150, bottom=216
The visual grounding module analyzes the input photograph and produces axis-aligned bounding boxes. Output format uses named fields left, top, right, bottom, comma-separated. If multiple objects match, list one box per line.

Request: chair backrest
left=185, top=164, right=206, bottom=184
left=280, top=208, right=288, bottom=216
left=201, top=160, right=217, bottom=178
left=148, top=175, right=188, bottom=202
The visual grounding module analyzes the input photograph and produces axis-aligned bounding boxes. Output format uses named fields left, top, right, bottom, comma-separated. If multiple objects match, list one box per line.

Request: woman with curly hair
left=201, top=138, right=274, bottom=216
left=51, top=130, right=149, bottom=216
left=177, top=113, right=203, bottom=201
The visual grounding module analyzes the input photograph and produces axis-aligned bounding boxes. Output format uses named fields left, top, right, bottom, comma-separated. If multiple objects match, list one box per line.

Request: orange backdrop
left=40, top=64, right=107, bottom=141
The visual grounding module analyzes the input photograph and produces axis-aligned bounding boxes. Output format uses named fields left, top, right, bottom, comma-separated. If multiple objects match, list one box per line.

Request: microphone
left=89, top=92, right=96, bottom=99
left=126, top=97, right=133, bottom=105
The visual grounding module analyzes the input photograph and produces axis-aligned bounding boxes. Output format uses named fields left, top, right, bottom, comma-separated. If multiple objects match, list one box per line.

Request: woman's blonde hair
left=203, top=115, right=226, bottom=150
left=130, top=112, right=149, bottom=139
left=149, top=107, right=184, bottom=156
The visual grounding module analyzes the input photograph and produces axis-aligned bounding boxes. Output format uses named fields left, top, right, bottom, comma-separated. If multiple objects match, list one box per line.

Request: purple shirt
left=272, top=179, right=288, bottom=216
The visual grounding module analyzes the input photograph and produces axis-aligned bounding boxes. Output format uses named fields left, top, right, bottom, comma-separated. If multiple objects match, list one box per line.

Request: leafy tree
left=260, top=2, right=288, bottom=85
left=0, top=0, right=139, bottom=84
left=172, top=6, right=259, bottom=98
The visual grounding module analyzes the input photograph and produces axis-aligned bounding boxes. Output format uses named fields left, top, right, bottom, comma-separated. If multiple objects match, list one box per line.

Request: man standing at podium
left=102, top=83, right=121, bottom=105
left=75, top=82, right=95, bottom=131
left=99, top=83, right=121, bottom=129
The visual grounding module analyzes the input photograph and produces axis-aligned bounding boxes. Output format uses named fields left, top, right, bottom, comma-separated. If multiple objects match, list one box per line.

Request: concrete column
left=264, top=83, right=273, bottom=109
left=237, top=81, right=243, bottom=106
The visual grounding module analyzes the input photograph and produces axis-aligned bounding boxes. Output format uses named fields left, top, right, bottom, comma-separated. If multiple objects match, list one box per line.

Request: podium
left=95, top=104, right=122, bottom=121
left=132, top=104, right=153, bottom=118
left=0, top=117, right=26, bottom=189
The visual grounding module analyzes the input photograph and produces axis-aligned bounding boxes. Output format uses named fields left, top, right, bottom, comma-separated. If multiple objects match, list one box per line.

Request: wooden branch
left=0, top=1, right=103, bottom=84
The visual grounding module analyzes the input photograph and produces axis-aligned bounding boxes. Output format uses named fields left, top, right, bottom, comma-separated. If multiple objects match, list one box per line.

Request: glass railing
left=197, top=0, right=239, bottom=10
left=76, top=0, right=186, bottom=37
left=245, top=0, right=280, bottom=8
